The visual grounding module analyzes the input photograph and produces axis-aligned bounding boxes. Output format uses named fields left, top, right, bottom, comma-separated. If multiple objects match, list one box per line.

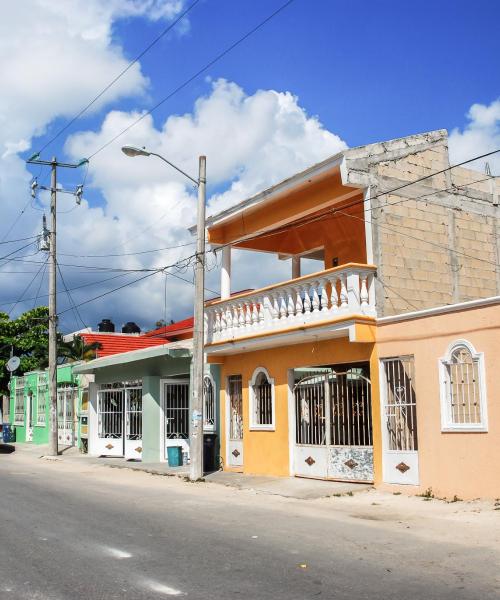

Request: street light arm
left=149, top=152, right=199, bottom=186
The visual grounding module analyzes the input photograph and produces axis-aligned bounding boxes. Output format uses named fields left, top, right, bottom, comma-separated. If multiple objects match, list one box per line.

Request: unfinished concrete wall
left=342, top=130, right=500, bottom=317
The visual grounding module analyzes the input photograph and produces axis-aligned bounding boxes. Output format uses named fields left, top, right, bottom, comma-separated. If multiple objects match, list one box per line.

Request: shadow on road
left=0, top=444, right=16, bottom=454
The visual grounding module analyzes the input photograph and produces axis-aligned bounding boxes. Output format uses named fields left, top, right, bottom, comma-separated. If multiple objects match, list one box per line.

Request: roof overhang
left=73, top=340, right=192, bottom=374
left=190, top=151, right=347, bottom=236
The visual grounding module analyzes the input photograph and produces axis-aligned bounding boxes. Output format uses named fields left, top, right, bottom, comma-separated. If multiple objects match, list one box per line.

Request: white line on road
left=147, top=581, right=185, bottom=596
left=103, top=547, right=133, bottom=559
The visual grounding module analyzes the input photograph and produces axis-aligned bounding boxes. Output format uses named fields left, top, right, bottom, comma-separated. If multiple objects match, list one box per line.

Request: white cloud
left=61, top=78, right=347, bottom=329
left=448, top=98, right=500, bottom=173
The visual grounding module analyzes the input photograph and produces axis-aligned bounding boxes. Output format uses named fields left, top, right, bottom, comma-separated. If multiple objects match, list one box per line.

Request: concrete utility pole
left=48, top=158, right=58, bottom=456
left=27, top=153, right=87, bottom=456
left=121, top=146, right=206, bottom=480
left=190, top=155, right=206, bottom=481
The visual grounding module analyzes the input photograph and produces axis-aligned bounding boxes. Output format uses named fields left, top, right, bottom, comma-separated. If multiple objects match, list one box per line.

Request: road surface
left=0, top=445, right=499, bottom=599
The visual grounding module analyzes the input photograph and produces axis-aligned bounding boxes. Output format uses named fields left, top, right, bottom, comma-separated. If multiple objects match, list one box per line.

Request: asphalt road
left=0, top=447, right=498, bottom=599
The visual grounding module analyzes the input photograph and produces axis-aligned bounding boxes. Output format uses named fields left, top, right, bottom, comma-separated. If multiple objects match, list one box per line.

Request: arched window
left=439, top=340, right=487, bottom=431
left=249, top=368, right=275, bottom=430
left=203, top=375, right=216, bottom=432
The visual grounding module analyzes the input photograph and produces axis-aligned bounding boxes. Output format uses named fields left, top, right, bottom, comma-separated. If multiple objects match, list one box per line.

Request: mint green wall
left=141, top=376, right=161, bottom=462
left=10, top=364, right=83, bottom=445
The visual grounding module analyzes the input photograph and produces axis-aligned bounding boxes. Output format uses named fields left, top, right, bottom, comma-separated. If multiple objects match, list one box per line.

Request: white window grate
left=14, top=377, right=25, bottom=425
left=440, top=341, right=487, bottom=431
left=37, top=373, right=48, bottom=426
left=249, top=368, right=275, bottom=430
left=203, top=376, right=215, bottom=432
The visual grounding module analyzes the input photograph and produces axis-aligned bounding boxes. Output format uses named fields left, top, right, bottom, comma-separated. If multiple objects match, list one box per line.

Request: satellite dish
left=6, top=356, right=20, bottom=372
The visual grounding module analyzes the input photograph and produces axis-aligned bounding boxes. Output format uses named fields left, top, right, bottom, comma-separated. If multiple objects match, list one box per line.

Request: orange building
left=200, top=130, right=500, bottom=499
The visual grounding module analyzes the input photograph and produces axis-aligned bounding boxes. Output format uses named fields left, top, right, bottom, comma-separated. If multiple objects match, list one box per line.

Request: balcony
left=205, top=263, right=376, bottom=349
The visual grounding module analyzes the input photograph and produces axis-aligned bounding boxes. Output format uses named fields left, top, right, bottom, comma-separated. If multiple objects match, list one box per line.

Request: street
left=0, top=447, right=499, bottom=599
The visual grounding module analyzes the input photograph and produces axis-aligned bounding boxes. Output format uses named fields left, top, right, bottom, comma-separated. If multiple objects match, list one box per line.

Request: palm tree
left=59, top=335, right=102, bottom=362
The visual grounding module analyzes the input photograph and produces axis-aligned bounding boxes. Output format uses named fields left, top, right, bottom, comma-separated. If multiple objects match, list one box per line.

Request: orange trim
left=205, top=263, right=377, bottom=306
left=205, top=313, right=376, bottom=347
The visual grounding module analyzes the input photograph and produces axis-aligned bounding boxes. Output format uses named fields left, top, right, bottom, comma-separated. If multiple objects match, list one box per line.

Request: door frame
left=160, top=378, right=190, bottom=463
left=379, top=357, right=419, bottom=486
left=226, top=375, right=243, bottom=469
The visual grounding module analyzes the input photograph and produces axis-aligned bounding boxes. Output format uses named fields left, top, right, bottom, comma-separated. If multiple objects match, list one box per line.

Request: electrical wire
left=87, top=0, right=297, bottom=160
left=7, top=255, right=46, bottom=317
left=59, top=240, right=196, bottom=258
left=57, top=261, right=89, bottom=331
left=36, top=0, right=202, bottom=155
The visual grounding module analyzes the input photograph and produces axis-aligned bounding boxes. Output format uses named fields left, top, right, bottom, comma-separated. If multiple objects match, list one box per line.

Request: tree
left=59, top=335, right=101, bottom=362
left=0, top=306, right=49, bottom=395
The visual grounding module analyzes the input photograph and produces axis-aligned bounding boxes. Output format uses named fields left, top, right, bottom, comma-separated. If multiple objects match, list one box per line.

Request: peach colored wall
left=217, top=335, right=379, bottom=479
left=377, top=302, right=500, bottom=499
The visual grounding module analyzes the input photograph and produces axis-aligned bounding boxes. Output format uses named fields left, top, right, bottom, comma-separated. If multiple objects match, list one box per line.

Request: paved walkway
left=9, top=442, right=372, bottom=499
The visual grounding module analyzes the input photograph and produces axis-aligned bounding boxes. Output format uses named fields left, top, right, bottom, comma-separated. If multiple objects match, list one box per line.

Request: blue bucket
left=167, top=446, right=183, bottom=467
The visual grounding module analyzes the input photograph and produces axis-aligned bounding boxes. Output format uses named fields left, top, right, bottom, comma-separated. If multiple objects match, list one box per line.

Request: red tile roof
left=80, top=332, right=168, bottom=358
left=142, top=317, right=194, bottom=339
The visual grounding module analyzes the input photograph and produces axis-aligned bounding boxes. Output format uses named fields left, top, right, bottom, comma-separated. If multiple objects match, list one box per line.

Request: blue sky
left=2, top=0, right=499, bottom=331
left=30, top=0, right=500, bottom=173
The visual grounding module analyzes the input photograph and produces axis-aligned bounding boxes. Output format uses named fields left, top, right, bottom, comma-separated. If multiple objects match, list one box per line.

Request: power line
left=0, top=198, right=33, bottom=243
left=87, top=0, right=297, bottom=160
left=59, top=240, right=196, bottom=258
left=7, top=255, right=47, bottom=317
left=0, top=235, right=38, bottom=246
left=57, top=261, right=89, bottom=331
left=36, top=0, right=202, bottom=155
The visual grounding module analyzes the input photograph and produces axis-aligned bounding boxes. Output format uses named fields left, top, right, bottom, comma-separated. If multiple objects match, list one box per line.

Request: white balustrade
left=205, top=264, right=377, bottom=343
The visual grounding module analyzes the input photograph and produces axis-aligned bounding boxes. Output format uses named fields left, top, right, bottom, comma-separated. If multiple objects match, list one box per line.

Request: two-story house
left=201, top=129, right=500, bottom=498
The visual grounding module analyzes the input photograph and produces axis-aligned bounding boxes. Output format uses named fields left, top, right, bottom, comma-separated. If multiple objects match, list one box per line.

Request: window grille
left=14, top=377, right=25, bottom=425
left=37, top=373, right=48, bottom=426
left=164, top=382, right=189, bottom=439
left=126, top=387, right=142, bottom=440
left=251, top=370, right=274, bottom=428
left=381, top=357, right=417, bottom=451
left=228, top=375, right=243, bottom=440
left=440, top=341, right=487, bottom=431
left=203, top=376, right=215, bottom=431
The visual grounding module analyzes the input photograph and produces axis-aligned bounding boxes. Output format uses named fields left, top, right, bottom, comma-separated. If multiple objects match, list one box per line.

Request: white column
left=292, top=256, right=301, bottom=279
left=221, top=245, right=231, bottom=300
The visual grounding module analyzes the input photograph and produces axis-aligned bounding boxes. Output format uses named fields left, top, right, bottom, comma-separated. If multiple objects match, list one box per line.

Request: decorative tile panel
left=305, top=456, right=316, bottom=466
left=395, top=462, right=410, bottom=474
left=232, top=449, right=240, bottom=458
left=329, top=448, right=373, bottom=481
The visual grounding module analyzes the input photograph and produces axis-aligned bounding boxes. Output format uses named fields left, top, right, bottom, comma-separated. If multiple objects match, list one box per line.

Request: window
left=439, top=340, right=487, bottom=432
left=203, top=375, right=216, bottom=432
left=14, top=377, right=25, bottom=425
left=249, top=368, right=275, bottom=430
left=37, top=373, right=48, bottom=426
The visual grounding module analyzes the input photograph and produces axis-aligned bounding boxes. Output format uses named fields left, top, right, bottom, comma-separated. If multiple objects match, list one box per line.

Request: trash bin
left=203, top=433, right=218, bottom=473
left=2, top=424, right=15, bottom=443
left=167, top=446, right=183, bottom=467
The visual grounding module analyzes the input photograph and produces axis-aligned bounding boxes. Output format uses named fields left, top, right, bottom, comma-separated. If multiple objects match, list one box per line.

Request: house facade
left=9, top=364, right=88, bottom=450
left=202, top=129, right=500, bottom=498
left=73, top=339, right=221, bottom=466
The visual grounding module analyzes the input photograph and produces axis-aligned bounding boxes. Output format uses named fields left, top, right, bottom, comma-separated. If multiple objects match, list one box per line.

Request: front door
left=380, top=357, right=419, bottom=485
left=57, top=386, right=75, bottom=447
left=293, top=367, right=374, bottom=482
left=227, top=375, right=243, bottom=468
left=162, top=380, right=190, bottom=464
left=96, top=383, right=143, bottom=459
left=26, top=392, right=33, bottom=442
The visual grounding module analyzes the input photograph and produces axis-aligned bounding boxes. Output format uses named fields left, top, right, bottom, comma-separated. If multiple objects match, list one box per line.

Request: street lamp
left=121, top=145, right=206, bottom=481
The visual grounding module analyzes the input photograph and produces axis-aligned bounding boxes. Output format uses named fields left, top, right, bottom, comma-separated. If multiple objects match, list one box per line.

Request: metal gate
left=380, top=357, right=419, bottom=485
left=227, top=375, right=243, bottom=467
left=96, top=382, right=143, bottom=459
left=162, top=380, right=190, bottom=464
left=293, top=368, right=373, bottom=482
left=57, top=385, right=76, bottom=446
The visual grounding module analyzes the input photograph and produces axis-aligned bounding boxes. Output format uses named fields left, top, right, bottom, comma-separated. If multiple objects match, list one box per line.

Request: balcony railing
left=205, top=263, right=376, bottom=344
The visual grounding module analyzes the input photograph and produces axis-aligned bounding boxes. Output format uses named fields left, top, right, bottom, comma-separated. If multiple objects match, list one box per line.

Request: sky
left=1, top=0, right=499, bottom=333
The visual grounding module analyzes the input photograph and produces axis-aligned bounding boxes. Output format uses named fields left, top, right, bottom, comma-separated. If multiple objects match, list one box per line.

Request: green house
left=9, top=363, right=87, bottom=449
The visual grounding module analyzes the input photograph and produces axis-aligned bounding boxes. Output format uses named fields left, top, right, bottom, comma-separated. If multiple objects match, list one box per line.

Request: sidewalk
left=11, top=442, right=372, bottom=500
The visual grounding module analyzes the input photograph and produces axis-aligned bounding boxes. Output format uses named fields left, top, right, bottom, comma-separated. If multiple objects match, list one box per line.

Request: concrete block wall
left=342, top=129, right=500, bottom=316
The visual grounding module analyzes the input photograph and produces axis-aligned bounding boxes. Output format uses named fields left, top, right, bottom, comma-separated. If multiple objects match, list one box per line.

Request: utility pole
left=27, top=153, right=87, bottom=456
left=121, top=146, right=207, bottom=481
left=48, top=158, right=58, bottom=456
left=190, top=155, right=206, bottom=481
